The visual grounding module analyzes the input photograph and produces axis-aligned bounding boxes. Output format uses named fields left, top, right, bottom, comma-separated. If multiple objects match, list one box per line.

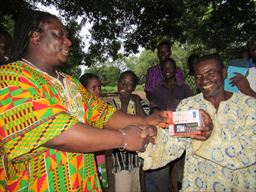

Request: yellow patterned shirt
left=139, top=93, right=256, bottom=192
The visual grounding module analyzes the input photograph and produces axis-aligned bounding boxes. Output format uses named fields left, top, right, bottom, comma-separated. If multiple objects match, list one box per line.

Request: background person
left=108, top=70, right=149, bottom=192
left=144, top=41, right=184, bottom=102
left=146, top=58, right=192, bottom=192
left=228, top=34, right=256, bottom=99
left=185, top=54, right=200, bottom=95
left=79, top=73, right=110, bottom=191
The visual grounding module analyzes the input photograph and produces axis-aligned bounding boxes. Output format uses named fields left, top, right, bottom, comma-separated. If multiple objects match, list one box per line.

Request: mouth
left=202, top=84, right=214, bottom=90
left=60, top=48, right=69, bottom=56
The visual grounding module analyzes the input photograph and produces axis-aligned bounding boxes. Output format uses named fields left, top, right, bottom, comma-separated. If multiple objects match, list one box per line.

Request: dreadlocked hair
left=11, top=9, right=58, bottom=61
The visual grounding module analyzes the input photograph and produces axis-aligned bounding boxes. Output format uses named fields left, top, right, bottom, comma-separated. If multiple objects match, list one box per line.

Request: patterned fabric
left=0, top=61, right=116, bottom=191
left=185, top=74, right=197, bottom=95
left=108, top=97, right=149, bottom=173
left=144, top=64, right=184, bottom=93
left=139, top=93, right=256, bottom=191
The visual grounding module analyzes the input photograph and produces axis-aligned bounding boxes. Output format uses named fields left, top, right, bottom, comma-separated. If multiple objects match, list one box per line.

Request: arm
left=132, top=94, right=148, bottom=116
left=139, top=128, right=188, bottom=170
left=230, top=72, right=256, bottom=98
left=105, top=110, right=170, bottom=130
left=44, top=122, right=149, bottom=152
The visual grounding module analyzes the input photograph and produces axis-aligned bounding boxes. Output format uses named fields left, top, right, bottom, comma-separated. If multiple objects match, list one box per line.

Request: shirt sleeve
left=0, top=65, right=79, bottom=160
left=138, top=128, right=188, bottom=170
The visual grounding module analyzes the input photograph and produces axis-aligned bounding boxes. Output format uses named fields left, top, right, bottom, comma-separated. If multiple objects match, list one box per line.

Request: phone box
left=169, top=110, right=202, bottom=136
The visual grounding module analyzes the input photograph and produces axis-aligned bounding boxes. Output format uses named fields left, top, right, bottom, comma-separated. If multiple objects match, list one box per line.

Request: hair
left=0, top=27, right=13, bottom=65
left=11, top=10, right=58, bottom=61
left=0, top=27, right=13, bottom=43
left=195, top=53, right=225, bottom=70
left=161, top=58, right=177, bottom=70
left=118, top=70, right=139, bottom=87
left=157, top=40, right=171, bottom=51
left=79, top=73, right=100, bottom=88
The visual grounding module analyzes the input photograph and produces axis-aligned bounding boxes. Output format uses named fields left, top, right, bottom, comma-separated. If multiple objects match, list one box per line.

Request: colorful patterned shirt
left=0, top=61, right=116, bottom=192
left=139, top=93, right=256, bottom=191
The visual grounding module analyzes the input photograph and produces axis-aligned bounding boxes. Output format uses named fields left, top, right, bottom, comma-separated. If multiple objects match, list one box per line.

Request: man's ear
left=29, top=31, right=40, bottom=45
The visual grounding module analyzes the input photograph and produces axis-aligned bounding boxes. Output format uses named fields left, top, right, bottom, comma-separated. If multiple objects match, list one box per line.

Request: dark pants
left=145, top=164, right=170, bottom=192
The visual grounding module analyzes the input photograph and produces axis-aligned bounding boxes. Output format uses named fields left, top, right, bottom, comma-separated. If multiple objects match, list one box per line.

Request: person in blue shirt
left=229, top=34, right=256, bottom=98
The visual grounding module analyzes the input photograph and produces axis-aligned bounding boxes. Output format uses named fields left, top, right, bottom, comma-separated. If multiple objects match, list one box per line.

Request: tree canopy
left=1, top=0, right=255, bottom=67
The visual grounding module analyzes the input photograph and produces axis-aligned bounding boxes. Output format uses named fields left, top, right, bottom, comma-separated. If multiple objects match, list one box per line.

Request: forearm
left=105, top=110, right=144, bottom=129
left=44, top=122, right=124, bottom=152
left=243, top=88, right=256, bottom=99
left=135, top=102, right=147, bottom=117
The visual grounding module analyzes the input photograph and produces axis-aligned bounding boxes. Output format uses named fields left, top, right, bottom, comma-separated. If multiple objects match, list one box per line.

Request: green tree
left=1, top=0, right=255, bottom=70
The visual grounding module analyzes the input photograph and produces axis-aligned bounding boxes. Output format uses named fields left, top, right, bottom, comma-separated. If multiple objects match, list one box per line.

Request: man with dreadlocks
left=0, top=10, right=173, bottom=191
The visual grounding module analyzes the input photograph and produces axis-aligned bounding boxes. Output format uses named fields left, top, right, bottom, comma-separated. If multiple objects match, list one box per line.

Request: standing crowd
left=0, top=9, right=255, bottom=192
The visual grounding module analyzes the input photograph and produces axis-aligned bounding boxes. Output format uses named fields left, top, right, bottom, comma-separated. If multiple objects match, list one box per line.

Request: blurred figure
left=144, top=41, right=185, bottom=102
left=228, top=34, right=256, bottom=98
left=185, top=54, right=200, bottom=95
left=0, top=27, right=12, bottom=65
left=80, top=73, right=101, bottom=97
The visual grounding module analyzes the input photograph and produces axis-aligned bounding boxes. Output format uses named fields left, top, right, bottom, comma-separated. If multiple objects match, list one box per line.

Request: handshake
left=119, top=110, right=213, bottom=152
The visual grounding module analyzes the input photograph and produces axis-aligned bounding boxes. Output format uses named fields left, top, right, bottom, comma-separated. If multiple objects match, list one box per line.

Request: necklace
left=21, top=58, right=60, bottom=80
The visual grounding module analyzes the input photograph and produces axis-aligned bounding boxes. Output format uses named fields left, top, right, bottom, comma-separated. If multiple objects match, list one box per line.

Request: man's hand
left=190, top=109, right=213, bottom=141
left=229, top=72, right=256, bottom=98
left=140, top=125, right=158, bottom=144
left=144, top=111, right=172, bottom=127
left=230, top=72, right=250, bottom=93
left=121, top=125, right=151, bottom=152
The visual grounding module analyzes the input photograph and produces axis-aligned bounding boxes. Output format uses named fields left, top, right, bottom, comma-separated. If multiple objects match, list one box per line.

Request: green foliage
left=84, top=64, right=121, bottom=86
left=1, top=0, right=255, bottom=74
left=102, top=85, right=117, bottom=95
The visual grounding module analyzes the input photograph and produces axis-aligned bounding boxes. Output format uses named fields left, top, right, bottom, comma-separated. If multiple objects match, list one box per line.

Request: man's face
left=161, top=61, right=176, bottom=80
left=157, top=44, right=171, bottom=62
left=195, top=59, right=225, bottom=98
left=86, top=78, right=101, bottom=97
left=37, top=18, right=72, bottom=65
left=118, top=74, right=135, bottom=97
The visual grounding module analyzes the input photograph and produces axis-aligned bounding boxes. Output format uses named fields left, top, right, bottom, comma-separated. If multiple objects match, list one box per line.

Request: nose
left=64, top=36, right=72, bottom=47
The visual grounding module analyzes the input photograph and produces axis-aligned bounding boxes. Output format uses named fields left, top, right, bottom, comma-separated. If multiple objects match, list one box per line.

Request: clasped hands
left=122, top=109, right=213, bottom=152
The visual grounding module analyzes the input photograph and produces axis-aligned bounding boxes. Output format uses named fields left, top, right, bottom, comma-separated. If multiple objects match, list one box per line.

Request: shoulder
left=232, top=92, right=256, bottom=106
left=0, top=61, right=25, bottom=74
left=177, top=94, right=202, bottom=109
left=0, top=61, right=37, bottom=88
left=146, top=64, right=160, bottom=73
